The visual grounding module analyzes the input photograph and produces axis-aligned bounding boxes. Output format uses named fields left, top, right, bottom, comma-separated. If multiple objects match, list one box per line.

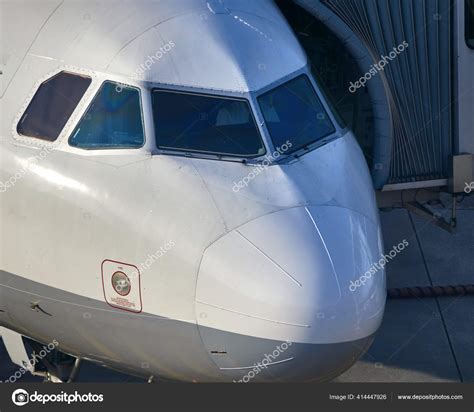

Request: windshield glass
left=258, top=75, right=336, bottom=154
left=152, top=90, right=266, bottom=158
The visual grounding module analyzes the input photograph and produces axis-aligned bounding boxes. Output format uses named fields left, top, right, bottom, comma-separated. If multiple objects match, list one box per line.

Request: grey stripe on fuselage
left=0, top=270, right=372, bottom=382
left=0, top=269, right=219, bottom=381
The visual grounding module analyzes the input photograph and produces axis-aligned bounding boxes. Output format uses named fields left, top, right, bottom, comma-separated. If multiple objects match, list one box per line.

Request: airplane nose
left=195, top=206, right=386, bottom=381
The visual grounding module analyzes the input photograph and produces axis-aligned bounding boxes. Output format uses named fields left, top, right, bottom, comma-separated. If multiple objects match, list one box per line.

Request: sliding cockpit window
left=69, top=81, right=144, bottom=149
left=151, top=90, right=266, bottom=158
left=17, top=71, right=92, bottom=141
left=258, top=75, right=336, bottom=155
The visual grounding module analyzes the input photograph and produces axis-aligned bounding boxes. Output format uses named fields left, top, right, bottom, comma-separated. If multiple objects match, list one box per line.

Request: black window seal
left=68, top=80, right=146, bottom=151
left=151, top=88, right=267, bottom=159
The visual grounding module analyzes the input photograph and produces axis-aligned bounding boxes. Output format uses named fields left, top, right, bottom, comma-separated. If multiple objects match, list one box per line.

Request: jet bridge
left=278, top=0, right=473, bottom=194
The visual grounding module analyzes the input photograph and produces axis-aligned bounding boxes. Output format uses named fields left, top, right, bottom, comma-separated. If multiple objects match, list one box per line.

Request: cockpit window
left=17, top=71, right=91, bottom=141
left=258, top=75, right=336, bottom=154
left=152, top=90, right=266, bottom=158
left=69, top=81, right=144, bottom=149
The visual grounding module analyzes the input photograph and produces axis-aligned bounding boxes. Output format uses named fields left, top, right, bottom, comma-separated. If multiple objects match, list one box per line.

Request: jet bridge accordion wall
left=295, top=0, right=453, bottom=188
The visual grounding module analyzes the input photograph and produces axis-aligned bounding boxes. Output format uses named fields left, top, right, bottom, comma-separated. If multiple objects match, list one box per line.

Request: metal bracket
left=405, top=200, right=456, bottom=233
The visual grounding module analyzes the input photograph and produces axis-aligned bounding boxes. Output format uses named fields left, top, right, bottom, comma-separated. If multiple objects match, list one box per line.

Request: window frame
left=16, top=70, right=92, bottom=143
left=466, top=0, right=474, bottom=49
left=68, top=80, right=146, bottom=151
left=256, top=73, right=338, bottom=156
left=151, top=88, right=267, bottom=160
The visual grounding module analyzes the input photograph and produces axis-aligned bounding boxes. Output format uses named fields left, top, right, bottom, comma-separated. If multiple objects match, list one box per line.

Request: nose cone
left=195, top=206, right=386, bottom=380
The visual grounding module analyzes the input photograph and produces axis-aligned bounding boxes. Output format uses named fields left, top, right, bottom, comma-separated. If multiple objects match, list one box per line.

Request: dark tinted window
left=258, top=75, right=335, bottom=154
left=69, top=82, right=144, bottom=149
left=17, top=71, right=91, bottom=141
left=467, top=0, right=474, bottom=49
left=312, top=70, right=346, bottom=128
left=152, top=90, right=266, bottom=158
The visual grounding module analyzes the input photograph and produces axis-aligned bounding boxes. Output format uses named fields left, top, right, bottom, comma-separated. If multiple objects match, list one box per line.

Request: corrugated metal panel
left=301, top=0, right=453, bottom=185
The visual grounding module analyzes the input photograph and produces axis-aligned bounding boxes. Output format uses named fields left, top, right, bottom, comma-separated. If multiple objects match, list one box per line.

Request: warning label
left=101, top=260, right=142, bottom=313
left=110, top=297, right=136, bottom=309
